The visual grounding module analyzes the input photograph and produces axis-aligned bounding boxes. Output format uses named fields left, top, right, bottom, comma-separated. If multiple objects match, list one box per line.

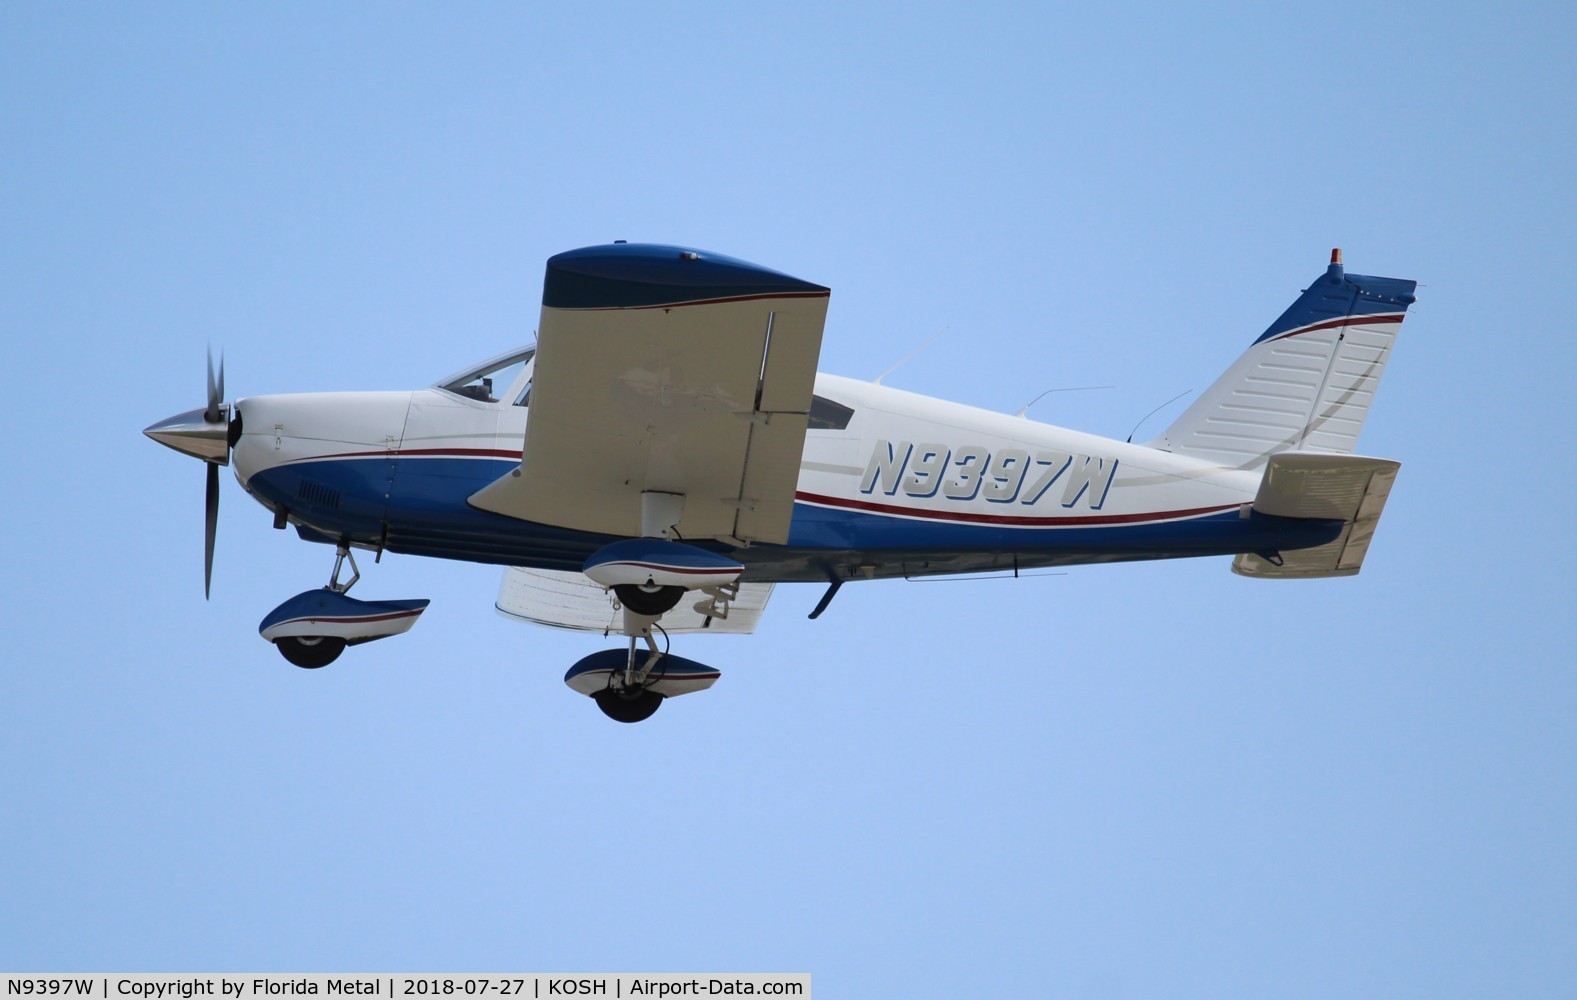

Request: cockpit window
left=808, top=394, right=854, bottom=430
left=439, top=348, right=535, bottom=404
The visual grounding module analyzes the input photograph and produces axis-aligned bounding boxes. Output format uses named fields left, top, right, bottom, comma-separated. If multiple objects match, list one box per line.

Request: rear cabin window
left=808, top=395, right=854, bottom=430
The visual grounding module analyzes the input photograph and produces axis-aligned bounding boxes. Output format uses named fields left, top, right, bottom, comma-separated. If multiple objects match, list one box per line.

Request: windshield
left=437, top=347, right=535, bottom=405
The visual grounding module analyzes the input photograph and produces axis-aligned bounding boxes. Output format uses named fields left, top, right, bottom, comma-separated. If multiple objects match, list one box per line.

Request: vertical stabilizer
left=1148, top=251, right=1417, bottom=470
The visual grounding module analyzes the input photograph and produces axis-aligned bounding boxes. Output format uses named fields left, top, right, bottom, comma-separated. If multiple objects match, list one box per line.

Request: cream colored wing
left=470, top=244, right=828, bottom=544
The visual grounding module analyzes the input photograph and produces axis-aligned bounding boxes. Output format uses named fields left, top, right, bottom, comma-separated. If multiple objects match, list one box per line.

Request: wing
left=496, top=567, right=774, bottom=635
left=470, top=244, right=830, bottom=544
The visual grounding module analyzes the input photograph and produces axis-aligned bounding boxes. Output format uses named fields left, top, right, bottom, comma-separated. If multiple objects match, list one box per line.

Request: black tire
left=275, top=635, right=347, bottom=669
left=593, top=688, right=664, bottom=723
left=613, top=583, right=685, bottom=616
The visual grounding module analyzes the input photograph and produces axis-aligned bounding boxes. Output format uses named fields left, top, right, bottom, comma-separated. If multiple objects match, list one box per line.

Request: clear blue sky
left=4, top=3, right=1574, bottom=995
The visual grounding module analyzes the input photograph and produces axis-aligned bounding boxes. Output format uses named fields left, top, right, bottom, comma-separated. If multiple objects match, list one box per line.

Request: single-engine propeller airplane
left=146, top=243, right=1417, bottom=722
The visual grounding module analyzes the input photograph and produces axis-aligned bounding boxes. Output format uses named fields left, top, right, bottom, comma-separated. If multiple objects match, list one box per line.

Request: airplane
left=145, top=243, right=1418, bottom=722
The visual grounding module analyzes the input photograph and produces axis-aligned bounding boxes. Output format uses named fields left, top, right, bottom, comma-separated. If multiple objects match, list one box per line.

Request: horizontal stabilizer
left=1233, top=453, right=1400, bottom=579
left=496, top=566, right=773, bottom=634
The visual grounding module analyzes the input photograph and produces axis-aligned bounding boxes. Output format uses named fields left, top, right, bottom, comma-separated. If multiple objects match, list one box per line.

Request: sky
left=3, top=2, right=1575, bottom=995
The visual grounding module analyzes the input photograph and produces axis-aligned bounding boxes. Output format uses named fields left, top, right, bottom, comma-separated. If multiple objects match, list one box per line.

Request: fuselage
left=231, top=357, right=1342, bottom=583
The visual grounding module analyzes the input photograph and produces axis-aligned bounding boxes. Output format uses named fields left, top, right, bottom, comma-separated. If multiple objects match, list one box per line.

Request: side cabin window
left=808, top=394, right=855, bottom=430
left=439, top=348, right=535, bottom=405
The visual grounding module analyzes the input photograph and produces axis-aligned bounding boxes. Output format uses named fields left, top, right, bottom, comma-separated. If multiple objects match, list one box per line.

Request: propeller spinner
left=143, top=350, right=238, bottom=598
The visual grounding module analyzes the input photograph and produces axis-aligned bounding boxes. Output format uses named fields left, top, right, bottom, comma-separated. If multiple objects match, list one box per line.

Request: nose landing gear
left=258, top=546, right=431, bottom=669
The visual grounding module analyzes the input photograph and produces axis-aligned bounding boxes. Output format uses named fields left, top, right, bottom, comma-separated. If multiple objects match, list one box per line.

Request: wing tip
left=545, top=242, right=828, bottom=309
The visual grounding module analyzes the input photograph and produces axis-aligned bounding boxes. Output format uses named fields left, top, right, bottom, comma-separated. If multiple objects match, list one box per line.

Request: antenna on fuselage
left=873, top=328, right=947, bottom=385
left=1015, top=385, right=1114, bottom=419
left=1125, top=389, right=1193, bottom=443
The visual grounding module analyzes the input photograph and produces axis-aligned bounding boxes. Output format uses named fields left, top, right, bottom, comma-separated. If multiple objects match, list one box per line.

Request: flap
left=496, top=567, right=774, bottom=635
left=469, top=244, right=829, bottom=544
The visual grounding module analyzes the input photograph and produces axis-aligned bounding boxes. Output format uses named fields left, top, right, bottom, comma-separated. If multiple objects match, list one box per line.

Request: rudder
left=1148, top=251, right=1417, bottom=470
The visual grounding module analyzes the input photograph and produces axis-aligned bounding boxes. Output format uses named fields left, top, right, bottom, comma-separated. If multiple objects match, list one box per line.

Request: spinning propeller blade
left=206, top=348, right=224, bottom=424
left=204, top=349, right=225, bottom=598
left=205, top=460, right=219, bottom=600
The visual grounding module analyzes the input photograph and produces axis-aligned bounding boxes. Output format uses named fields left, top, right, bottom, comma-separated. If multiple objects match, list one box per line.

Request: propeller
left=204, top=459, right=220, bottom=598
left=206, top=348, right=224, bottom=423
left=204, top=350, right=223, bottom=599
left=144, top=348, right=236, bottom=599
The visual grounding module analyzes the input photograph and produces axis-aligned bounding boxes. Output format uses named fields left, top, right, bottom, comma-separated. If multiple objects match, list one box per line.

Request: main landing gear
left=592, top=644, right=668, bottom=723
left=257, top=545, right=430, bottom=669
left=568, top=627, right=673, bottom=723
left=566, top=536, right=738, bottom=723
left=565, top=625, right=723, bottom=724
left=600, top=630, right=668, bottom=723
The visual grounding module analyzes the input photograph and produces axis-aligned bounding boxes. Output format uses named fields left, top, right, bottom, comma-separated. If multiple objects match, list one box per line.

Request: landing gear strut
left=327, top=545, right=360, bottom=594
left=272, top=546, right=360, bottom=669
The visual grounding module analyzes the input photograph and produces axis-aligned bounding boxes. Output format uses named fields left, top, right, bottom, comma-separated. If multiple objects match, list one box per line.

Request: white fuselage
left=227, top=358, right=1317, bottom=584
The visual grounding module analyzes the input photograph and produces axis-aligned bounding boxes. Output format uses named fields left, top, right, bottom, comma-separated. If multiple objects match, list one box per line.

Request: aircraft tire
left=275, top=635, right=347, bottom=669
left=613, top=584, right=685, bottom=616
left=593, top=688, right=664, bottom=723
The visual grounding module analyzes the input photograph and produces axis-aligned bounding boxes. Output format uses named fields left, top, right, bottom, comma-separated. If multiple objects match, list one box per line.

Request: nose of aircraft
left=146, top=348, right=237, bottom=600
left=144, top=406, right=233, bottom=465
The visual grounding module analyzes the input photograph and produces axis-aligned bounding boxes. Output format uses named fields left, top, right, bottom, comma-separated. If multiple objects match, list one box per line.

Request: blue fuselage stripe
left=247, top=457, right=1338, bottom=578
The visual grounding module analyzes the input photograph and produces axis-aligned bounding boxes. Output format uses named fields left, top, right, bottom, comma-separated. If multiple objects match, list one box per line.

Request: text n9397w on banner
left=4, top=977, right=809, bottom=1000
